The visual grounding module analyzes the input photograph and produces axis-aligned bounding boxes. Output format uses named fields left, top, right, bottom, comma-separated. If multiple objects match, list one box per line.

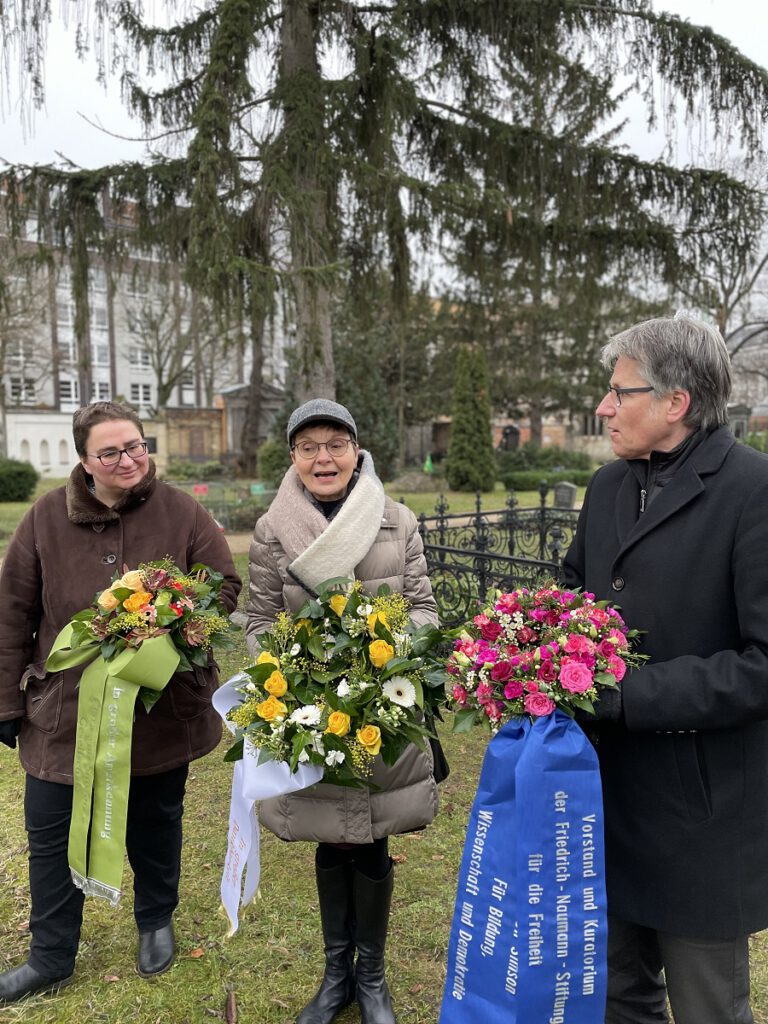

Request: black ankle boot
left=0, top=962, right=73, bottom=1004
left=296, top=863, right=356, bottom=1024
left=354, top=864, right=396, bottom=1024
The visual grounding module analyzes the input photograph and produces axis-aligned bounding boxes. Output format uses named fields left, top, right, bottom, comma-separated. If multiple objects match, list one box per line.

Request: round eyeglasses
left=606, top=385, right=654, bottom=407
left=292, top=439, right=355, bottom=460
left=88, top=442, right=149, bottom=466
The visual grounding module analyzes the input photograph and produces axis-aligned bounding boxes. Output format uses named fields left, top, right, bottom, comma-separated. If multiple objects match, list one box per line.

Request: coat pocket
left=673, top=732, right=712, bottom=824
left=166, top=666, right=216, bottom=721
left=23, top=671, right=64, bottom=735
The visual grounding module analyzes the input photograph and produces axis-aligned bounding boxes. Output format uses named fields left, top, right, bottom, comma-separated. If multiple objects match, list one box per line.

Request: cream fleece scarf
left=263, top=450, right=386, bottom=594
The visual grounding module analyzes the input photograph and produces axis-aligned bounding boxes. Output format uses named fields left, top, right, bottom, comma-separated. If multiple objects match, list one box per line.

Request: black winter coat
left=563, top=426, right=768, bottom=939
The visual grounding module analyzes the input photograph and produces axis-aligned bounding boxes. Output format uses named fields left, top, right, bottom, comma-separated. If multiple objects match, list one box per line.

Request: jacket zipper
left=640, top=488, right=647, bottom=513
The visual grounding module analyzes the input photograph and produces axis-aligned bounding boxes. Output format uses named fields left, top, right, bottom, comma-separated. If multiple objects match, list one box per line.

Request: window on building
left=59, top=440, right=69, bottom=464
left=93, top=343, right=110, bottom=366
left=94, top=381, right=111, bottom=400
left=130, top=383, right=152, bottom=405
left=92, top=306, right=109, bottom=333
left=59, top=379, right=80, bottom=407
left=40, top=439, right=50, bottom=465
left=128, top=347, right=152, bottom=369
left=126, top=271, right=150, bottom=298
left=90, top=268, right=107, bottom=293
left=580, top=414, right=604, bottom=437
left=57, top=302, right=73, bottom=326
left=9, top=378, right=35, bottom=404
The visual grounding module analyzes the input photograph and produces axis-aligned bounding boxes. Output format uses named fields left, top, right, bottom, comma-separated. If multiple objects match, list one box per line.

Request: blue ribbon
left=440, top=711, right=607, bottom=1023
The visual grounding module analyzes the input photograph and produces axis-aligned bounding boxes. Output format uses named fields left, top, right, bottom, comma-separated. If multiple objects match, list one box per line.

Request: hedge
left=0, top=458, right=39, bottom=502
left=499, top=468, right=594, bottom=491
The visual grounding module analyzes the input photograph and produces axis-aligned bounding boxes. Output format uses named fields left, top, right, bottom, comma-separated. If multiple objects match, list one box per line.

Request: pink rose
left=475, top=682, right=494, bottom=704
left=516, top=626, right=537, bottom=645
left=597, top=639, right=616, bottom=658
left=495, top=593, right=521, bottom=615
left=559, top=660, right=594, bottom=693
left=525, top=692, right=556, bottom=717
left=452, top=685, right=468, bottom=706
left=490, top=661, right=514, bottom=682
left=565, top=634, right=596, bottom=656
left=504, top=680, right=524, bottom=699
left=607, top=656, right=626, bottom=682
left=524, top=680, right=540, bottom=693
left=480, top=620, right=503, bottom=642
left=537, top=660, right=557, bottom=683
left=484, top=701, right=504, bottom=722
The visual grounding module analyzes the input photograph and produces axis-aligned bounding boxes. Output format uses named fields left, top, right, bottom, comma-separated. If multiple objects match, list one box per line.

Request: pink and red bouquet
left=447, top=584, right=644, bottom=730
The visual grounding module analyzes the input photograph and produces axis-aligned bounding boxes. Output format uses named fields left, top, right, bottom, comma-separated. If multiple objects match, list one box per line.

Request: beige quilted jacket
left=245, top=451, right=439, bottom=843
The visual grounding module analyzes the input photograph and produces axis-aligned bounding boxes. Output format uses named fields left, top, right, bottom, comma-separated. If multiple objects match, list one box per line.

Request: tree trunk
left=238, top=313, right=265, bottom=477
left=280, top=0, right=336, bottom=402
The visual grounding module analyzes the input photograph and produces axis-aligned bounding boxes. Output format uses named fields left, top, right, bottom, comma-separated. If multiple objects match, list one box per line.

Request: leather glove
left=576, top=686, right=623, bottom=725
left=0, top=718, right=22, bottom=749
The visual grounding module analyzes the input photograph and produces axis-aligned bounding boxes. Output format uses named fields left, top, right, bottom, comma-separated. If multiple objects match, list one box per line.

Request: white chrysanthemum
left=382, top=676, right=417, bottom=708
left=289, top=705, right=323, bottom=727
left=325, top=750, right=345, bottom=767
left=337, top=680, right=351, bottom=698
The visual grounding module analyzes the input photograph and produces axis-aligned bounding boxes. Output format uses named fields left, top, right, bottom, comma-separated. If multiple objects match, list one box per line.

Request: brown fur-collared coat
left=0, top=462, right=241, bottom=783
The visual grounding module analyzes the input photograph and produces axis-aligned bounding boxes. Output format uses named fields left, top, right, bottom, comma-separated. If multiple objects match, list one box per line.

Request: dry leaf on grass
left=189, top=947, right=205, bottom=958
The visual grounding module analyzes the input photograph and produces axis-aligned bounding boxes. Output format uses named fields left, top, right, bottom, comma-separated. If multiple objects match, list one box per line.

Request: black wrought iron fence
left=415, top=486, right=580, bottom=626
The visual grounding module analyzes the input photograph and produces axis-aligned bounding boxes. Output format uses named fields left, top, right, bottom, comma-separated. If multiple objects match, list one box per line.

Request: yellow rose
left=367, top=610, right=389, bottom=635
left=326, top=711, right=351, bottom=737
left=296, top=618, right=314, bottom=633
left=118, top=570, right=145, bottom=591
left=356, top=725, right=382, bottom=756
left=123, top=590, right=153, bottom=612
left=368, top=639, right=394, bottom=669
left=97, top=589, right=119, bottom=612
left=256, top=651, right=280, bottom=669
left=256, top=696, right=287, bottom=722
left=264, top=670, right=288, bottom=697
left=329, top=594, right=348, bottom=617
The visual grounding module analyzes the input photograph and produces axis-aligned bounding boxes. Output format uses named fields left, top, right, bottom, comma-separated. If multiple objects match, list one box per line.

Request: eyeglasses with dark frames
left=88, top=442, right=149, bottom=466
left=606, top=385, right=655, bottom=407
left=291, top=439, right=355, bottom=460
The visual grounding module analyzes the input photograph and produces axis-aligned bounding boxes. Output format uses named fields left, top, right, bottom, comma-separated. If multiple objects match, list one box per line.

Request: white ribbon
left=213, top=673, right=324, bottom=934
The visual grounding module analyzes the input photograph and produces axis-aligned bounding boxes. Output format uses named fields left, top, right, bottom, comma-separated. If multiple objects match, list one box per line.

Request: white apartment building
left=1, top=198, right=289, bottom=471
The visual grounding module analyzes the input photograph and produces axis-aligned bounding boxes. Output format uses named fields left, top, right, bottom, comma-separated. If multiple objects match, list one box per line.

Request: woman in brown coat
left=246, top=399, right=438, bottom=1024
left=0, top=402, right=241, bottom=1004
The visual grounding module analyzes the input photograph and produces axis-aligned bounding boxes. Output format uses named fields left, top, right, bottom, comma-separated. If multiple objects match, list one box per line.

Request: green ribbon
left=46, top=627, right=180, bottom=904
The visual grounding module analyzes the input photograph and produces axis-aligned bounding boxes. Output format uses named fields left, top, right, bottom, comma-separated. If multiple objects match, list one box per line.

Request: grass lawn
left=0, top=559, right=486, bottom=1022
left=2, top=510, right=767, bottom=1022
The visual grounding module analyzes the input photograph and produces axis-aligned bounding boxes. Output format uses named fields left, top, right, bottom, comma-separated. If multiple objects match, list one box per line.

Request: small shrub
left=166, top=459, right=227, bottom=481
left=203, top=498, right=267, bottom=532
left=496, top=443, right=593, bottom=474
left=0, top=458, right=39, bottom=502
left=258, top=439, right=290, bottom=489
left=743, top=433, right=768, bottom=453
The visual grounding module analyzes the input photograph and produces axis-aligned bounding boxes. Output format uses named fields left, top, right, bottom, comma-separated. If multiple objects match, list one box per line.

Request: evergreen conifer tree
left=445, top=346, right=496, bottom=493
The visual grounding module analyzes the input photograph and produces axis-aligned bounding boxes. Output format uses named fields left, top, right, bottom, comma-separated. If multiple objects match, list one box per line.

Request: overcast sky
left=0, top=1, right=765, bottom=168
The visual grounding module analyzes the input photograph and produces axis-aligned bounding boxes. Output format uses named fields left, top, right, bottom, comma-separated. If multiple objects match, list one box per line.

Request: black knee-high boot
left=354, top=864, right=396, bottom=1024
left=296, top=863, right=356, bottom=1024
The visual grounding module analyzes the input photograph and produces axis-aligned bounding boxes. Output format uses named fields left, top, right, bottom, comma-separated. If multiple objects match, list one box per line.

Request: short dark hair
left=72, top=402, right=144, bottom=456
left=602, top=316, right=732, bottom=431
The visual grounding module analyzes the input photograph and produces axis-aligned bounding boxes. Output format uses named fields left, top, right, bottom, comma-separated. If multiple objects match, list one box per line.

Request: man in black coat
left=563, top=315, right=768, bottom=1024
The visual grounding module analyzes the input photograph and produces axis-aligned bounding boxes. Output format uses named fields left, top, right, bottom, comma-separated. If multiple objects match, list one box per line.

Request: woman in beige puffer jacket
left=246, top=399, right=438, bottom=1024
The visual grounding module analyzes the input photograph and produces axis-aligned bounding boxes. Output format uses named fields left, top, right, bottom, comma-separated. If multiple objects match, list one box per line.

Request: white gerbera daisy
left=289, top=705, right=323, bottom=727
left=382, top=676, right=417, bottom=708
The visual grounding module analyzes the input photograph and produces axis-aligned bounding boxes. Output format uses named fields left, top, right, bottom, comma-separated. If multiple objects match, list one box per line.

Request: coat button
left=611, top=576, right=625, bottom=591
left=102, top=554, right=117, bottom=565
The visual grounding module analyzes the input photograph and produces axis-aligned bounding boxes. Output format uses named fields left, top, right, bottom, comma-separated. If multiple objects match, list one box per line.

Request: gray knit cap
left=286, top=399, right=357, bottom=444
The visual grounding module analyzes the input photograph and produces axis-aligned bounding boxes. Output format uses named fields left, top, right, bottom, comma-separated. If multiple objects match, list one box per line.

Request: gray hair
left=601, top=316, right=732, bottom=431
